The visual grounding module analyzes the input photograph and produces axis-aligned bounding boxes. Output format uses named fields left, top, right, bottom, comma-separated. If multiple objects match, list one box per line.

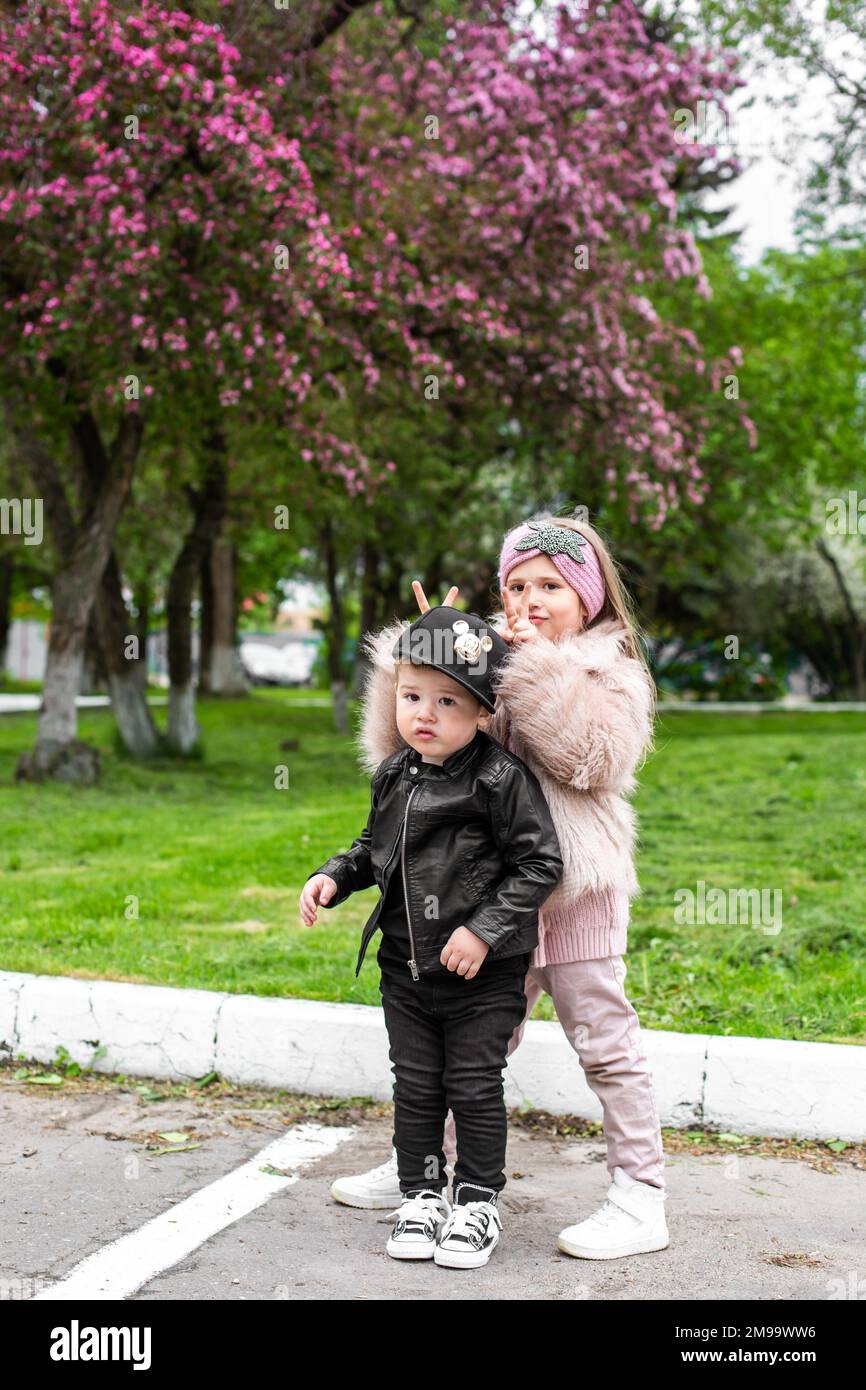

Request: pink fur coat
left=353, top=612, right=656, bottom=964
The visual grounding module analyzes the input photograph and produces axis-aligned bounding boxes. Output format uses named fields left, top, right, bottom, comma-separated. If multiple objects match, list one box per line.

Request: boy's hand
left=412, top=579, right=460, bottom=614
left=299, top=874, right=338, bottom=926
left=440, top=926, right=490, bottom=979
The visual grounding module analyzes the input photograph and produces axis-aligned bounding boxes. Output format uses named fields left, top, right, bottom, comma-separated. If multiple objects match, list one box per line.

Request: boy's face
left=394, top=662, right=490, bottom=764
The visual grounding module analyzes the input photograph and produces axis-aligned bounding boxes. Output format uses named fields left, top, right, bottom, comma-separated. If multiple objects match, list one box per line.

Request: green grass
left=0, top=677, right=45, bottom=694
left=0, top=698, right=864, bottom=1043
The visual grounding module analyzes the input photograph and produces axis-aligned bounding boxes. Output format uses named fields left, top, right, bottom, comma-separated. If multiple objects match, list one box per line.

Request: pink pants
left=442, top=956, right=666, bottom=1190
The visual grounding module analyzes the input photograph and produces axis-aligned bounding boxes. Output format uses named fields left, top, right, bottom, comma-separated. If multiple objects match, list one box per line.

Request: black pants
left=378, top=953, right=531, bottom=1201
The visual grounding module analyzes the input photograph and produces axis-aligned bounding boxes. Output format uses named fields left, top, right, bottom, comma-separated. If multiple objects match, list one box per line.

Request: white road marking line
left=33, top=1121, right=356, bottom=1301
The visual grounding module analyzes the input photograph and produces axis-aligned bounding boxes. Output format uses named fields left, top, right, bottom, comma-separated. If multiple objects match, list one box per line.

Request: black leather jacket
left=306, top=729, right=564, bottom=980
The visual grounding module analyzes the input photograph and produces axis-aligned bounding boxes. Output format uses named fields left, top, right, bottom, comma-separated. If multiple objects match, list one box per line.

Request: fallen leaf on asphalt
left=148, top=1143, right=202, bottom=1156
left=766, top=1251, right=827, bottom=1268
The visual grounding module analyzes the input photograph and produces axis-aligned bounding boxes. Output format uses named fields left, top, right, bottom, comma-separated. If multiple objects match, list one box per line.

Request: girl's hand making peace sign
left=500, top=581, right=539, bottom=645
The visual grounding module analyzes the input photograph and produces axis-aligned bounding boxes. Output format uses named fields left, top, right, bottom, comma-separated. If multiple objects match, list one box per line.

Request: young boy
left=299, top=606, right=563, bottom=1268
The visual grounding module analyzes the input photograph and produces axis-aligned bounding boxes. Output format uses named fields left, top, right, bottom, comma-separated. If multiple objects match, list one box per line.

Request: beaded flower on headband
left=513, top=521, right=589, bottom=565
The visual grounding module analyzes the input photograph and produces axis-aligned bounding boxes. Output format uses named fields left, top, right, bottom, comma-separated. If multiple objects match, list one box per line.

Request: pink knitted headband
left=498, top=521, right=606, bottom=622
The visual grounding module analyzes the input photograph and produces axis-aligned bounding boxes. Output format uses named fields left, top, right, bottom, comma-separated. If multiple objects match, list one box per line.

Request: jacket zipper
left=401, top=785, right=420, bottom=980
left=379, top=815, right=405, bottom=885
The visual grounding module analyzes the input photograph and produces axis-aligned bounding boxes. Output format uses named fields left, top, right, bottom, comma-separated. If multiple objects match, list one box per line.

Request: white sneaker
left=557, top=1166, right=669, bottom=1260
left=330, top=1148, right=402, bottom=1209
left=434, top=1186, right=503, bottom=1269
left=385, top=1189, right=452, bottom=1260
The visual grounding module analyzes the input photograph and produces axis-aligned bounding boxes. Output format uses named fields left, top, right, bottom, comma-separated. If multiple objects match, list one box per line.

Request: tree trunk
left=198, top=543, right=214, bottom=695
left=351, top=536, right=379, bottom=699
left=167, top=565, right=201, bottom=753
left=79, top=612, right=107, bottom=693
left=378, top=555, right=405, bottom=629
left=166, top=432, right=227, bottom=751
left=133, top=578, right=151, bottom=695
left=5, top=402, right=142, bottom=783
left=168, top=679, right=200, bottom=752
left=0, top=554, right=12, bottom=675
left=94, top=551, right=161, bottom=755
left=320, top=516, right=348, bottom=734
left=24, top=603, right=102, bottom=782
left=209, top=537, right=248, bottom=696
left=815, top=538, right=866, bottom=699
left=41, top=597, right=86, bottom=743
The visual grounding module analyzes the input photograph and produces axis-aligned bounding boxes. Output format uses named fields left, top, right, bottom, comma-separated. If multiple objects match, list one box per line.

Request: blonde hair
left=496, top=509, right=657, bottom=739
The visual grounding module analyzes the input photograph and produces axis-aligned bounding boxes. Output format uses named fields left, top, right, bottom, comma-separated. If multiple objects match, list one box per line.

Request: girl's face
left=504, top=557, right=585, bottom=640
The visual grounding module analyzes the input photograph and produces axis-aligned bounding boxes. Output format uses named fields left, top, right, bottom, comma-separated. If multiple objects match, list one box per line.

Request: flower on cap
left=454, top=630, right=482, bottom=661
left=514, top=521, right=588, bottom=565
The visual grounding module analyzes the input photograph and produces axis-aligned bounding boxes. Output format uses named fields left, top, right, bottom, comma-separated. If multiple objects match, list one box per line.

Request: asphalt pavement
left=1, top=1068, right=863, bottom=1303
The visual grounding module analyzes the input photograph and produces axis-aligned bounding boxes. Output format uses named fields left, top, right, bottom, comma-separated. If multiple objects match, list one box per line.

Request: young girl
left=331, top=512, right=668, bottom=1260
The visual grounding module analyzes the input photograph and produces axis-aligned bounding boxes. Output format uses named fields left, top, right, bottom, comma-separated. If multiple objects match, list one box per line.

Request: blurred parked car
left=239, top=638, right=317, bottom=686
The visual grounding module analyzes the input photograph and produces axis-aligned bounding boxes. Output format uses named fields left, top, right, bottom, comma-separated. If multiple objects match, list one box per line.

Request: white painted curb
left=0, top=694, right=169, bottom=713
left=656, top=701, right=866, bottom=713
left=1, top=971, right=863, bottom=1141
left=3, top=696, right=865, bottom=716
